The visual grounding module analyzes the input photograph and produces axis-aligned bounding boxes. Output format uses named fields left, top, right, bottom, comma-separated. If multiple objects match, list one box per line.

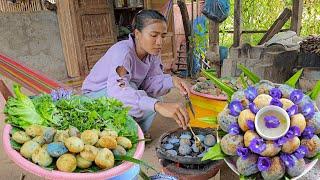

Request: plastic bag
left=202, top=0, right=230, bottom=22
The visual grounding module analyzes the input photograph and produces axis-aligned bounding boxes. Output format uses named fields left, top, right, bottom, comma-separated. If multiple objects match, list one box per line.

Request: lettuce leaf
left=4, top=84, right=45, bottom=129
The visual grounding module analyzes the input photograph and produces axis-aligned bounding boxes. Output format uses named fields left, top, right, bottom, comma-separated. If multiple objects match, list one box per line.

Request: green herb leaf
left=309, top=80, right=320, bottom=100
left=198, top=116, right=218, bottom=125
left=201, top=143, right=226, bottom=161
left=114, top=155, right=157, bottom=173
left=238, top=64, right=261, bottom=84
left=285, top=68, right=303, bottom=88
left=201, top=69, right=236, bottom=100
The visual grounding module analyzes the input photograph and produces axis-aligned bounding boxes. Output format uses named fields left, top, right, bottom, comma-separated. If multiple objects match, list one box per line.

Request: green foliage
left=309, top=80, right=320, bottom=100
left=238, top=64, right=261, bottom=84
left=201, top=69, right=236, bottom=100
left=201, top=143, right=226, bottom=161
left=219, top=0, right=320, bottom=47
left=4, top=84, right=45, bottom=129
left=285, top=68, right=304, bottom=88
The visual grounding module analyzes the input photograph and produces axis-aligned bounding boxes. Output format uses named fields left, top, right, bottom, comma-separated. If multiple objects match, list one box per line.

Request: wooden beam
left=233, top=0, right=241, bottom=47
left=56, top=0, right=81, bottom=78
left=291, top=0, right=303, bottom=35
left=209, top=21, right=220, bottom=77
left=258, top=8, right=292, bottom=45
left=177, top=0, right=192, bottom=75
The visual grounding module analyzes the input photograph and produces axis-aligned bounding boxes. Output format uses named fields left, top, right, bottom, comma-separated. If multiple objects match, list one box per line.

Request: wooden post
left=233, top=0, right=241, bottom=47
left=56, top=0, right=81, bottom=78
left=258, top=8, right=292, bottom=45
left=209, top=21, right=221, bottom=77
left=177, top=0, right=191, bottom=75
left=291, top=0, right=303, bottom=35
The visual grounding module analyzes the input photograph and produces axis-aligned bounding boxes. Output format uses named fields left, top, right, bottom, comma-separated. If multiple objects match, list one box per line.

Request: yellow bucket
left=188, top=87, right=227, bottom=128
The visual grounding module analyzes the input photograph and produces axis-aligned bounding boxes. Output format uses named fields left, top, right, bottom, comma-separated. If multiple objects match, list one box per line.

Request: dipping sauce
left=255, top=105, right=290, bottom=140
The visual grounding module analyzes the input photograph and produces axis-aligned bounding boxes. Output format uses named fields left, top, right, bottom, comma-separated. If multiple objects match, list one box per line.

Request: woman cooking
left=82, top=10, right=190, bottom=136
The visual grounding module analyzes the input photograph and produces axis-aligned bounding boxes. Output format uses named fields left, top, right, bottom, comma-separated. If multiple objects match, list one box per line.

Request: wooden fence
left=0, top=0, right=51, bottom=12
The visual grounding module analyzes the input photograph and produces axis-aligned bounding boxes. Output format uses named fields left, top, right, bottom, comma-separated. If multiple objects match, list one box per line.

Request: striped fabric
left=0, top=53, right=64, bottom=94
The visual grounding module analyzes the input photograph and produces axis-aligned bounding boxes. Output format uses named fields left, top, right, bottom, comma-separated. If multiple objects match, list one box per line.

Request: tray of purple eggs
left=218, top=80, right=320, bottom=179
left=156, top=127, right=218, bottom=165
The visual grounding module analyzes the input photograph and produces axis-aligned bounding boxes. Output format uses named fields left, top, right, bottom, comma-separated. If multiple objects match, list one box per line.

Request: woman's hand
left=172, top=76, right=190, bottom=96
left=154, top=102, right=190, bottom=130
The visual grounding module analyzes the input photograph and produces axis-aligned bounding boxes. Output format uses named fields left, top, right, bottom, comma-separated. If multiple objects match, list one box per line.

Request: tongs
left=184, top=94, right=203, bottom=150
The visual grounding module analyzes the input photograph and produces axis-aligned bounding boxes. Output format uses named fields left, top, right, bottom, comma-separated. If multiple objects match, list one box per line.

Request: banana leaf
left=114, top=155, right=157, bottom=173
left=240, top=72, right=248, bottom=89
left=309, top=80, right=320, bottom=100
left=285, top=68, right=303, bottom=88
left=237, top=64, right=260, bottom=84
left=198, top=116, right=218, bottom=124
left=201, top=69, right=236, bottom=100
left=201, top=143, right=225, bottom=161
left=139, top=170, right=151, bottom=180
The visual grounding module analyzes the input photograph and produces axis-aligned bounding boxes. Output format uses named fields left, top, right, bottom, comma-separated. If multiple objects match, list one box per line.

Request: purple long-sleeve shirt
left=82, top=35, right=174, bottom=118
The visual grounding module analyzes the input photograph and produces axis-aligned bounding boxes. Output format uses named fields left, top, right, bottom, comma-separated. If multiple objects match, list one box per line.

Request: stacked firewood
left=300, top=35, right=320, bottom=55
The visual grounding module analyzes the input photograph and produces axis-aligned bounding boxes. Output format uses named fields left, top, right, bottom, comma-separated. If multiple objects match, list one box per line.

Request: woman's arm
left=140, top=57, right=190, bottom=97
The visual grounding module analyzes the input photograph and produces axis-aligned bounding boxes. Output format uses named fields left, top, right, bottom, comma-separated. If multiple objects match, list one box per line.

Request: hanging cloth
left=202, top=0, right=230, bottom=23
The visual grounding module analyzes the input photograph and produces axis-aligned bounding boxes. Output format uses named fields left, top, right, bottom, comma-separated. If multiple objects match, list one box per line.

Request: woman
left=82, top=10, right=190, bottom=135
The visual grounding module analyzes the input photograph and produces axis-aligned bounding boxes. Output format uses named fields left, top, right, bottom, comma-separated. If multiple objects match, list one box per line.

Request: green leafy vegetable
left=31, top=94, right=62, bottom=127
left=238, top=64, right=260, bottom=84
left=53, top=95, right=137, bottom=142
left=285, top=68, right=303, bottom=88
left=309, top=80, right=320, bottom=100
left=4, top=84, right=45, bottom=129
left=201, top=143, right=226, bottom=161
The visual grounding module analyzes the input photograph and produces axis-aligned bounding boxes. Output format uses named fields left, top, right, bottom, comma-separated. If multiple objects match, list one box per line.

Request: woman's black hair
left=132, top=9, right=167, bottom=31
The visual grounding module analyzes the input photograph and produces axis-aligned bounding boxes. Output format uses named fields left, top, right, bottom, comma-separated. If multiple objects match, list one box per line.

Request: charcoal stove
left=156, top=127, right=223, bottom=180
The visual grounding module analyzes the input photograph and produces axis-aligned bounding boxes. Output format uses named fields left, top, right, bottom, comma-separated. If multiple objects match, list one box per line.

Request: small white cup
left=255, top=105, right=290, bottom=140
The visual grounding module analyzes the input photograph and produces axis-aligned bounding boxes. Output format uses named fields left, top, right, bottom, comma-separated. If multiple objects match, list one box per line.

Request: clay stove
left=156, top=128, right=223, bottom=180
